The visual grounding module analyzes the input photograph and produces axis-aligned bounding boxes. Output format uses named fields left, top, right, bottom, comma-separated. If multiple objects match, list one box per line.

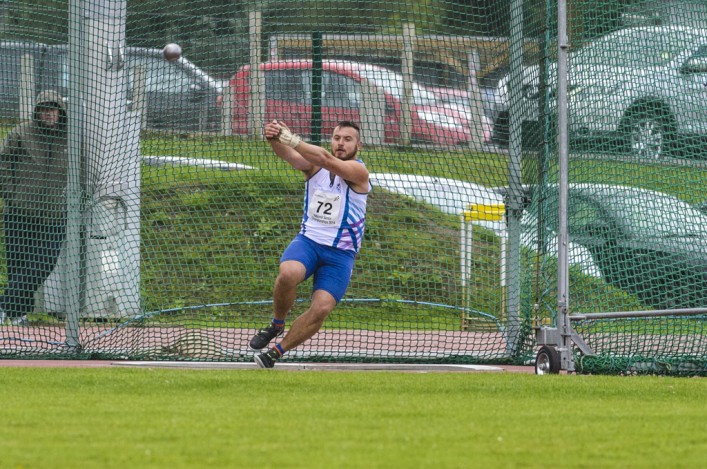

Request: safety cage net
left=0, top=0, right=705, bottom=375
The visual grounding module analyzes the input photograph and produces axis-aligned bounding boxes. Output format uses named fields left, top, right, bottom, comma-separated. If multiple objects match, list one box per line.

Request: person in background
left=0, top=90, right=70, bottom=325
left=250, top=120, right=370, bottom=368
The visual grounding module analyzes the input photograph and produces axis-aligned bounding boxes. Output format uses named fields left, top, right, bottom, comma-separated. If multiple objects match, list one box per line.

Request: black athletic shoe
left=249, top=324, right=284, bottom=350
left=254, top=349, right=280, bottom=369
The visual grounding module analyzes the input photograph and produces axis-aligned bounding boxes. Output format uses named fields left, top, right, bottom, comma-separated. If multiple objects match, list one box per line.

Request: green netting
left=0, top=1, right=705, bottom=375
left=527, top=1, right=707, bottom=375
left=572, top=314, right=707, bottom=376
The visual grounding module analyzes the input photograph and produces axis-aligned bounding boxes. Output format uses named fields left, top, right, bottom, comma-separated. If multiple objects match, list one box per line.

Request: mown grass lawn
left=1, top=367, right=705, bottom=468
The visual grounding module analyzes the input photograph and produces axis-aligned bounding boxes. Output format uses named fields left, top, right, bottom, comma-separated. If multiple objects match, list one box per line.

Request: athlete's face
left=330, top=126, right=361, bottom=161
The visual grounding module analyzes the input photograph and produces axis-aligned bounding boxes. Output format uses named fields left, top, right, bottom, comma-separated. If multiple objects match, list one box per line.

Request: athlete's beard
left=334, top=147, right=358, bottom=161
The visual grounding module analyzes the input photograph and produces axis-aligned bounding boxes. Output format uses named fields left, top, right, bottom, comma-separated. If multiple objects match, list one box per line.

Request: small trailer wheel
left=535, top=345, right=561, bottom=375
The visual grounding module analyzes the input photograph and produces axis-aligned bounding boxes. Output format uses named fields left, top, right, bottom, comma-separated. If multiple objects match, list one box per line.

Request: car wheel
left=623, top=108, right=674, bottom=160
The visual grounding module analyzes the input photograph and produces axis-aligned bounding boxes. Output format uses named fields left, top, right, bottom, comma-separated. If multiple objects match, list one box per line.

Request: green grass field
left=1, top=367, right=705, bottom=468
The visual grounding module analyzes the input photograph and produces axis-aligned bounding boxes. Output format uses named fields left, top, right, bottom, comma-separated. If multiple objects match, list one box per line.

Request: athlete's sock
left=272, top=318, right=285, bottom=329
left=274, top=343, right=285, bottom=357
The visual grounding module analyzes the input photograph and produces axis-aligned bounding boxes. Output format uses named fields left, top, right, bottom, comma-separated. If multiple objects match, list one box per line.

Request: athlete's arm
left=272, top=122, right=369, bottom=193
left=295, top=142, right=368, bottom=191
left=264, top=120, right=316, bottom=175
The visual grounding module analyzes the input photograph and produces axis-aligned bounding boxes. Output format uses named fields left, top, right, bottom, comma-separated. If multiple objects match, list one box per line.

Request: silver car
left=501, top=26, right=707, bottom=159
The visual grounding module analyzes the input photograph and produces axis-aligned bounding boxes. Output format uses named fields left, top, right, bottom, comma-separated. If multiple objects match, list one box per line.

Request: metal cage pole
left=534, top=0, right=588, bottom=375
left=64, top=0, right=83, bottom=349
left=61, top=0, right=140, bottom=343
left=555, top=0, right=572, bottom=372
left=505, top=0, right=525, bottom=357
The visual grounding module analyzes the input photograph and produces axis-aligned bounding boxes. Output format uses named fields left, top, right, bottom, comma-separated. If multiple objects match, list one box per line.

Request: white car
left=370, top=173, right=602, bottom=276
left=369, top=173, right=505, bottom=232
left=500, top=25, right=707, bottom=159
left=521, top=184, right=707, bottom=309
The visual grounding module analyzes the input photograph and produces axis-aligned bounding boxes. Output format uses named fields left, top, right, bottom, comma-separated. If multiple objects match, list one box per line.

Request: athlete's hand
left=264, top=120, right=301, bottom=148
left=275, top=125, right=301, bottom=148
left=264, top=120, right=281, bottom=141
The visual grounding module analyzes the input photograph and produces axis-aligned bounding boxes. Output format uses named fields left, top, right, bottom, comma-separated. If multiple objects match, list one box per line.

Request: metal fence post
left=248, top=9, right=264, bottom=139
left=401, top=23, right=415, bottom=147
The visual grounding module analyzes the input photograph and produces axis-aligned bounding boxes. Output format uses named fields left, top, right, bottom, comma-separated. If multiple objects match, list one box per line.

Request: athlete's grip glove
left=276, top=127, right=301, bottom=148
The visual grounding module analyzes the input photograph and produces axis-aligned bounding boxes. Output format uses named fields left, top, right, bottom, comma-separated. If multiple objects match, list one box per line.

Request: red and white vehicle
left=227, top=60, right=483, bottom=147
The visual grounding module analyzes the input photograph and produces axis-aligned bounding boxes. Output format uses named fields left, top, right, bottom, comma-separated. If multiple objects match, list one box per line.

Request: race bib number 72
left=308, top=189, right=341, bottom=225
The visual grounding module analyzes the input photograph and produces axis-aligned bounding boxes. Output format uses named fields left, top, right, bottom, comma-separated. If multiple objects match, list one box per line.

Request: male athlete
left=251, top=120, right=370, bottom=368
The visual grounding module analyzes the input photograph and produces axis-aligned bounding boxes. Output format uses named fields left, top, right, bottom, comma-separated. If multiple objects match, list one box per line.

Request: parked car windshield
left=575, top=28, right=700, bottom=68
left=356, top=67, right=438, bottom=106
left=605, top=191, right=707, bottom=238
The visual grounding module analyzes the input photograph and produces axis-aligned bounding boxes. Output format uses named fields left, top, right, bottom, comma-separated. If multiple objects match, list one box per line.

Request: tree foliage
left=1, top=0, right=636, bottom=78
left=1, top=0, right=68, bottom=43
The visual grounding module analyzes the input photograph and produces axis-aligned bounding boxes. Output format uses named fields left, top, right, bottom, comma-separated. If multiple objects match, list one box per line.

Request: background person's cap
left=37, top=101, right=60, bottom=109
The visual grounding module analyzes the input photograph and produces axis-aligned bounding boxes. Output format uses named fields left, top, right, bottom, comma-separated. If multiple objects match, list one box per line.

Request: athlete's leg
left=272, top=260, right=307, bottom=321
left=278, top=289, right=337, bottom=352
left=251, top=235, right=317, bottom=351
left=272, top=234, right=318, bottom=320
left=278, top=245, right=354, bottom=351
left=255, top=239, right=352, bottom=366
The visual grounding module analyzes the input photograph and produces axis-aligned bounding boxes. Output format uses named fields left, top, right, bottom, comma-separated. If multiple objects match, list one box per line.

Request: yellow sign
left=462, top=203, right=505, bottom=222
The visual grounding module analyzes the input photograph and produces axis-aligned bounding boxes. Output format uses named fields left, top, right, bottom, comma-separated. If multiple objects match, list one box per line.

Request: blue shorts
left=280, top=234, right=356, bottom=303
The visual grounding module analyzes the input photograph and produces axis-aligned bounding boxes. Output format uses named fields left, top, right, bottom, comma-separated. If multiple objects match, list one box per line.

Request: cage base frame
left=534, top=307, right=707, bottom=375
